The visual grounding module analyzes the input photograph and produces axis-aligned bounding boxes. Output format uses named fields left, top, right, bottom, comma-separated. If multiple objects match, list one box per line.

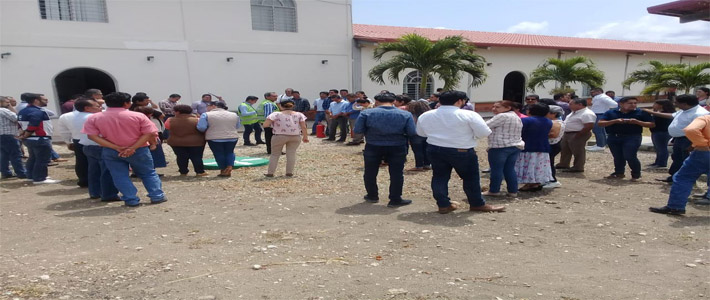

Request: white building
left=353, top=24, right=710, bottom=105
left=1, top=1, right=708, bottom=113
left=0, top=0, right=354, bottom=110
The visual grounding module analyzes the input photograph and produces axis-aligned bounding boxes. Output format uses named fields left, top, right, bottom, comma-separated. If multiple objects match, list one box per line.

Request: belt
left=564, top=131, right=580, bottom=134
left=25, top=136, right=51, bottom=140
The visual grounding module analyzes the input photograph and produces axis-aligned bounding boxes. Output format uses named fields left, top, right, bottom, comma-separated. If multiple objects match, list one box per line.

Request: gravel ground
left=0, top=137, right=708, bottom=300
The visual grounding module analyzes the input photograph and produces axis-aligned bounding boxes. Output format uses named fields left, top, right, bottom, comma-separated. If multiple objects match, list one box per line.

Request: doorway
left=54, top=68, right=116, bottom=103
left=502, top=71, right=526, bottom=103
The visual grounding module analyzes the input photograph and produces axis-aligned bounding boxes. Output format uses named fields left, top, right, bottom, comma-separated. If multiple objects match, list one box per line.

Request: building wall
left=0, top=0, right=353, bottom=111
left=357, top=42, right=710, bottom=103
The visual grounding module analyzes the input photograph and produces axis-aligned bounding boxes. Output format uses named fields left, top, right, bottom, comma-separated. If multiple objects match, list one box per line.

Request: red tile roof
left=353, top=24, right=710, bottom=56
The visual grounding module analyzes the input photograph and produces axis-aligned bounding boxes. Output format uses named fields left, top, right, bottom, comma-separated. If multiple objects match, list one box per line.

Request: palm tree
left=640, top=62, right=710, bottom=95
left=368, top=33, right=487, bottom=98
left=622, top=60, right=685, bottom=95
left=527, top=56, right=605, bottom=93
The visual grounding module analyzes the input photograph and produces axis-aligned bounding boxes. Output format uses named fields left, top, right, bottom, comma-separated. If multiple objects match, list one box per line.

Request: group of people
left=1, top=86, right=709, bottom=215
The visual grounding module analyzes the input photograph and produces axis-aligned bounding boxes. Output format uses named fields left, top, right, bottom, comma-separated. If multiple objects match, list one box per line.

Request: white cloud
left=506, top=21, right=549, bottom=34
left=575, top=15, right=710, bottom=46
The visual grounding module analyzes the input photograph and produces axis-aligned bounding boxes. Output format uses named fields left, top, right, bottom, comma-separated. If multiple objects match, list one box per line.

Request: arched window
left=39, top=0, right=108, bottom=22
left=251, top=0, right=297, bottom=32
left=403, top=71, right=433, bottom=100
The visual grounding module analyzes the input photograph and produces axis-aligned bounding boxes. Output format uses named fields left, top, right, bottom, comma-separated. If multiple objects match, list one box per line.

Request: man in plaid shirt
left=0, top=96, right=26, bottom=179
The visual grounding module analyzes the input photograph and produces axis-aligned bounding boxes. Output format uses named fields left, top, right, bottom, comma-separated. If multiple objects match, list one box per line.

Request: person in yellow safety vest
left=238, top=96, right=265, bottom=146
left=256, top=92, right=280, bottom=154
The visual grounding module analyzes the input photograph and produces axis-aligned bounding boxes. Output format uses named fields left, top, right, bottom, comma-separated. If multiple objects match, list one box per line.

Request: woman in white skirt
left=515, top=103, right=553, bottom=192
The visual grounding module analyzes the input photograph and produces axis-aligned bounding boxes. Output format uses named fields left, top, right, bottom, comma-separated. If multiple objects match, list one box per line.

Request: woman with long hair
left=648, top=99, right=675, bottom=168
left=515, top=103, right=553, bottom=192
left=406, top=100, right=431, bottom=171
left=483, top=100, right=524, bottom=196
left=263, top=99, right=309, bottom=177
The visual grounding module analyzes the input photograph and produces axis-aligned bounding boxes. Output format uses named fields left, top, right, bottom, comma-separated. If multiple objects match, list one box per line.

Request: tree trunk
left=419, top=70, right=429, bottom=100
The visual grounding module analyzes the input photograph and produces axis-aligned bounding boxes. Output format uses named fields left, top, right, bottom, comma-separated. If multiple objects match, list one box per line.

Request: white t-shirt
left=416, top=106, right=491, bottom=149
left=590, top=94, right=618, bottom=114
left=564, top=108, right=596, bottom=132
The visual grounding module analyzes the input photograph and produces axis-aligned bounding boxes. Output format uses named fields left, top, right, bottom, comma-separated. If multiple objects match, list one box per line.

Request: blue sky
left=352, top=0, right=710, bottom=46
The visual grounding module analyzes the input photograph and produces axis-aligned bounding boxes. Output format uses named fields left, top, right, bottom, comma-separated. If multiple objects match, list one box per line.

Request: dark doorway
left=54, top=68, right=116, bottom=103
left=502, top=71, right=526, bottom=103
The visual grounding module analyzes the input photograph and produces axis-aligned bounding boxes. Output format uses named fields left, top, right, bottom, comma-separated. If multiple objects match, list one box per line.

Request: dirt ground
left=1, top=136, right=708, bottom=300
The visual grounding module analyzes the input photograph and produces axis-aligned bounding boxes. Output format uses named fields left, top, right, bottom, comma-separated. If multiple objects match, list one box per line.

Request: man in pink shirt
left=82, top=92, right=166, bottom=207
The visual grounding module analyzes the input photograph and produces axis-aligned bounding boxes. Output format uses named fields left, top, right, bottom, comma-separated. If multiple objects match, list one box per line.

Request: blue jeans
left=102, top=147, right=164, bottom=205
left=667, top=150, right=710, bottom=210
left=150, top=140, right=167, bottom=168
left=243, top=123, right=264, bottom=144
left=363, top=144, right=407, bottom=201
left=487, top=147, right=521, bottom=193
left=24, top=138, right=52, bottom=182
left=409, top=135, right=430, bottom=168
left=83, top=145, right=119, bottom=200
left=592, top=114, right=607, bottom=147
left=669, top=137, right=692, bottom=176
left=312, top=111, right=326, bottom=134
left=427, top=144, right=485, bottom=208
left=0, top=135, right=26, bottom=178
left=651, top=131, right=671, bottom=167
left=607, top=134, right=642, bottom=178
left=207, top=140, right=237, bottom=170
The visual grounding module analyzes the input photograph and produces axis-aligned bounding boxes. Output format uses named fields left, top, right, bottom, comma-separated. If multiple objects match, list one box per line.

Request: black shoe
left=90, top=195, right=101, bottom=199
left=151, top=198, right=168, bottom=205
left=337, top=139, right=346, bottom=142
left=125, top=202, right=142, bottom=207
left=256, top=141, right=267, bottom=145
left=649, top=206, right=685, bottom=215
left=655, top=177, right=673, bottom=183
left=364, top=195, right=379, bottom=203
left=555, top=166, right=569, bottom=170
left=244, top=143, right=257, bottom=147
left=562, top=169, right=584, bottom=173
left=387, top=199, right=412, bottom=207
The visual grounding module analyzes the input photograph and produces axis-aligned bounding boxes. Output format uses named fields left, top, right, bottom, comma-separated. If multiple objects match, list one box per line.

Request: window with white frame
left=581, top=83, right=591, bottom=97
left=251, top=0, right=297, bottom=32
left=38, top=0, right=108, bottom=22
left=403, top=71, right=433, bottom=100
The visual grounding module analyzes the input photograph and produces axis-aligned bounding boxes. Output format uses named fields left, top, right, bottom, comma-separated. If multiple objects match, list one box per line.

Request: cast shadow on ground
left=588, top=178, right=661, bottom=187
left=335, top=202, right=398, bottom=216
left=396, top=211, right=474, bottom=227
left=37, top=187, right=87, bottom=196
left=668, top=215, right=710, bottom=228
left=54, top=205, right=138, bottom=217
left=46, top=197, right=109, bottom=211
left=555, top=172, right=587, bottom=179
left=0, top=180, right=31, bottom=189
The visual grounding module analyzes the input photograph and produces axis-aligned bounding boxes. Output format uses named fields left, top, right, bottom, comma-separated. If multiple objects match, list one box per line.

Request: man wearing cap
left=353, top=92, right=417, bottom=208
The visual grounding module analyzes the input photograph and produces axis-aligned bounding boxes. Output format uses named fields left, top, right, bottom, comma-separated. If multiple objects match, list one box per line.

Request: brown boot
left=217, top=168, right=227, bottom=177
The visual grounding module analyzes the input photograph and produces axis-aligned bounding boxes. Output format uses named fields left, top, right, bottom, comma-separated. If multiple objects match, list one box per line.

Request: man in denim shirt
left=354, top=92, right=416, bottom=208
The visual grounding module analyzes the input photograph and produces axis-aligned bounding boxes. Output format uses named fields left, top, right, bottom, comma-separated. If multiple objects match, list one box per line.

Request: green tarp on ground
left=203, top=157, right=269, bottom=170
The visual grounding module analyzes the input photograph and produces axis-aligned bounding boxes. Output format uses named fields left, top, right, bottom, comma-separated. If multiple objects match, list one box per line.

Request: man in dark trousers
left=353, top=92, right=417, bottom=208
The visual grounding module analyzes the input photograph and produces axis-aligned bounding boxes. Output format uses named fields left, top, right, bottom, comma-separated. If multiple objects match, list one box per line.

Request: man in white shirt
left=556, top=98, right=596, bottom=172
left=56, top=103, right=88, bottom=187
left=277, top=88, right=294, bottom=103
left=73, top=98, right=119, bottom=201
left=587, top=88, right=618, bottom=151
left=644, top=94, right=709, bottom=182
left=416, top=90, right=505, bottom=214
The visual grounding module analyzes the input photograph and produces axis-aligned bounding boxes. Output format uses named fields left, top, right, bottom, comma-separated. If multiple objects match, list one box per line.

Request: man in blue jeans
left=650, top=114, right=710, bottom=215
left=82, top=92, right=166, bottom=207
left=17, top=93, right=59, bottom=184
left=416, top=90, right=505, bottom=214
left=597, top=97, right=654, bottom=181
left=0, top=96, right=26, bottom=179
left=73, top=98, right=120, bottom=201
left=353, top=92, right=417, bottom=208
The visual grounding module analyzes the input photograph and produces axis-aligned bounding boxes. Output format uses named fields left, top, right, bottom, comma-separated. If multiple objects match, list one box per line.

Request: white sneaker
left=542, top=181, right=562, bottom=189
left=586, top=146, right=605, bottom=152
left=33, top=179, right=60, bottom=184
